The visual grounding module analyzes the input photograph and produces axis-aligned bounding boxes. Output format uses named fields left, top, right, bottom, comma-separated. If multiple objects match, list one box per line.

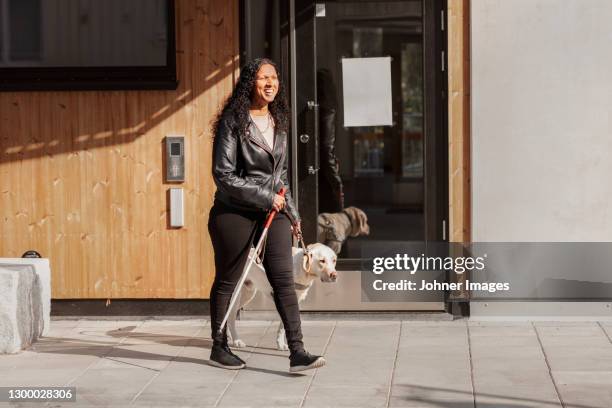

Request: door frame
left=238, top=0, right=467, bottom=314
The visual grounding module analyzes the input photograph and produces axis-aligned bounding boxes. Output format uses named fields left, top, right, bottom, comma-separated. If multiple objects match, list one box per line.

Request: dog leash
left=292, top=229, right=316, bottom=291
left=270, top=211, right=313, bottom=291
left=284, top=211, right=314, bottom=274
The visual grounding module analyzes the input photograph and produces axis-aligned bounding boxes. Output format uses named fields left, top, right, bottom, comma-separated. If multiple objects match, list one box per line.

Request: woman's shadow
left=32, top=325, right=300, bottom=377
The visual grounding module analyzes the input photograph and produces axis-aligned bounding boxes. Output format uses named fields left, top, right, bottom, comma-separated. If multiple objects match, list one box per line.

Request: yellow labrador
left=227, top=243, right=338, bottom=351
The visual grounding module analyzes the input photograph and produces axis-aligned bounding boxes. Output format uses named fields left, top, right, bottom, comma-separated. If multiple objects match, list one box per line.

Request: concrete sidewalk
left=1, top=318, right=612, bottom=408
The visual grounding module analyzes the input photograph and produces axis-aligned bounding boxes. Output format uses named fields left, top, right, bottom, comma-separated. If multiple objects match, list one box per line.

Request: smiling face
left=251, top=63, right=279, bottom=107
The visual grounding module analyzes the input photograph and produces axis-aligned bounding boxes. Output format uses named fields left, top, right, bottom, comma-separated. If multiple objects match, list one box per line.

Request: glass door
left=293, top=0, right=448, bottom=262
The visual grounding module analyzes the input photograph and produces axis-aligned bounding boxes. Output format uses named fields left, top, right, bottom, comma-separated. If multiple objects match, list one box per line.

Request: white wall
left=471, top=0, right=612, bottom=241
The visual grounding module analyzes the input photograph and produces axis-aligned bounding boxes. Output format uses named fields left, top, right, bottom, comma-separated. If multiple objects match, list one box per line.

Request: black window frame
left=0, top=0, right=178, bottom=91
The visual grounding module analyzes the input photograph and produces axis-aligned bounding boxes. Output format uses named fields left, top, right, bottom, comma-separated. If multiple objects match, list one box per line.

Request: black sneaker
left=289, top=349, right=326, bottom=373
left=222, top=344, right=246, bottom=365
left=209, top=344, right=246, bottom=370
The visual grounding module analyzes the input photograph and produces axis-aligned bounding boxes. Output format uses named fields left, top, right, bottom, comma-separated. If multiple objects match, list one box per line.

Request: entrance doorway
left=241, top=0, right=448, bottom=311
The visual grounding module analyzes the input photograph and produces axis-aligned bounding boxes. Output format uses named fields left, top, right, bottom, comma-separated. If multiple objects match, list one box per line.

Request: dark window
left=8, top=0, right=41, bottom=61
left=0, top=0, right=177, bottom=90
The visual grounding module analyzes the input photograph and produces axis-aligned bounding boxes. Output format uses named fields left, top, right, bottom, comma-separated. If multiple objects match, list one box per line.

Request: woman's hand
left=291, top=221, right=302, bottom=238
left=272, top=193, right=286, bottom=212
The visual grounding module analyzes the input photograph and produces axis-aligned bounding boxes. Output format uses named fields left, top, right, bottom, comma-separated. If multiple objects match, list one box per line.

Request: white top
left=250, top=113, right=275, bottom=149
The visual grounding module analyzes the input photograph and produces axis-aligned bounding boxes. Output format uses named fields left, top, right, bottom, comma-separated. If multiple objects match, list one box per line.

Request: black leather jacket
left=212, top=114, right=300, bottom=223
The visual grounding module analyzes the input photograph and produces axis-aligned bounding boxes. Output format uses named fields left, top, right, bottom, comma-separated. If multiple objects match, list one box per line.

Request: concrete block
left=0, top=258, right=51, bottom=354
left=0, top=258, right=50, bottom=335
left=0, top=266, right=39, bottom=353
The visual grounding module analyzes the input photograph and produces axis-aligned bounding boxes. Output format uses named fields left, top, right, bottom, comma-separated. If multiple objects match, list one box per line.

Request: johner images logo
left=368, top=252, right=510, bottom=294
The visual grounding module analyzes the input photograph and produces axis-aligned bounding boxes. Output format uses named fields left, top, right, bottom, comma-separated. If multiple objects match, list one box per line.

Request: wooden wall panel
left=448, top=0, right=471, bottom=243
left=0, top=0, right=239, bottom=299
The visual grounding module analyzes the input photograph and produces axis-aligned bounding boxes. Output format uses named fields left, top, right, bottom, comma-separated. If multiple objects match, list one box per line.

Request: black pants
left=208, top=199, right=304, bottom=352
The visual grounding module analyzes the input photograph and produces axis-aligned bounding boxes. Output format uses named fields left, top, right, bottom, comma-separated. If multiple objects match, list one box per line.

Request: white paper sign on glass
left=341, top=57, right=393, bottom=127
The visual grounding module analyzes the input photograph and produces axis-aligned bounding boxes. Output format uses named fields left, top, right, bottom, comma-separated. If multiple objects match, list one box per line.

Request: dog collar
left=341, top=209, right=351, bottom=221
left=342, top=209, right=363, bottom=236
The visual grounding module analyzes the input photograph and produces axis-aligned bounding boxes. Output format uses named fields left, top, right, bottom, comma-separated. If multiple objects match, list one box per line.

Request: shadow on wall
left=0, top=59, right=235, bottom=165
left=0, top=1, right=236, bottom=164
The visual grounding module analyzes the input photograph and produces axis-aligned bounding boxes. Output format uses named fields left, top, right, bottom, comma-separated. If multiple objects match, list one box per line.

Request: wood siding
left=448, top=0, right=471, bottom=243
left=1, top=0, right=471, bottom=300
left=0, top=0, right=239, bottom=299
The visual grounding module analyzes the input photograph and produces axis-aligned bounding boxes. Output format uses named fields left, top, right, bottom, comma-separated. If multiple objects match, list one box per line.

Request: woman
left=208, top=58, right=326, bottom=372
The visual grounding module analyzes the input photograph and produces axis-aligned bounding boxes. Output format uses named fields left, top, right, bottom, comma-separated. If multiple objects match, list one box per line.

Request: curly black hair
left=211, top=58, right=290, bottom=139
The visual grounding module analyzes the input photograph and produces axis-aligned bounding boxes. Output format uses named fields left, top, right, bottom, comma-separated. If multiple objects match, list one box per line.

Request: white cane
left=218, top=187, right=286, bottom=335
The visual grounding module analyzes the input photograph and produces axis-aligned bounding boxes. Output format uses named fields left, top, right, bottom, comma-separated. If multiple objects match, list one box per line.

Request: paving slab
left=534, top=323, right=612, bottom=407
left=71, top=359, right=158, bottom=407
left=304, top=384, right=391, bottom=408
left=473, top=390, right=561, bottom=408
left=304, top=321, right=399, bottom=407
left=138, top=319, right=208, bottom=328
left=468, top=323, right=535, bottom=337
left=74, top=320, right=147, bottom=329
left=470, top=324, right=561, bottom=408
left=597, top=322, right=612, bottom=342
left=48, top=319, right=82, bottom=328
left=390, top=323, right=473, bottom=408
left=554, top=382, right=612, bottom=408
left=2, top=318, right=612, bottom=407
